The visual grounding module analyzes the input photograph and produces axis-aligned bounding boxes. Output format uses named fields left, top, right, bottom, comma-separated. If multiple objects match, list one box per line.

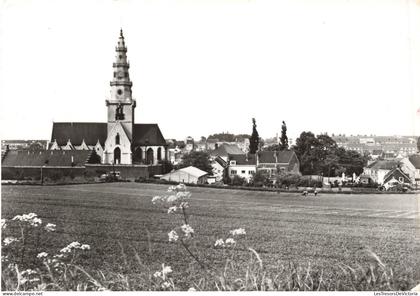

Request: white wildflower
left=214, top=239, right=225, bottom=248
left=167, top=186, right=177, bottom=192
left=26, top=213, right=37, bottom=219
left=30, top=217, right=42, bottom=227
left=179, top=201, right=189, bottom=209
left=225, top=238, right=236, bottom=246
left=153, top=271, right=162, bottom=278
left=176, top=191, right=191, bottom=200
left=188, top=287, right=197, bottom=291
left=44, top=223, right=56, bottom=232
left=161, top=281, right=171, bottom=289
left=37, top=252, right=48, bottom=259
left=152, top=196, right=163, bottom=204
left=1, top=219, right=6, bottom=230
left=161, top=264, right=172, bottom=276
left=168, top=230, right=179, bottom=242
left=68, top=241, right=81, bottom=248
left=230, top=228, right=246, bottom=236
left=12, top=215, right=23, bottom=221
left=167, top=206, right=177, bottom=214
left=80, top=244, right=90, bottom=250
left=181, top=224, right=194, bottom=237
left=166, top=195, right=179, bottom=203
left=176, top=184, right=187, bottom=191
left=3, top=237, right=18, bottom=246
left=60, top=247, right=71, bottom=253
left=20, top=278, right=28, bottom=284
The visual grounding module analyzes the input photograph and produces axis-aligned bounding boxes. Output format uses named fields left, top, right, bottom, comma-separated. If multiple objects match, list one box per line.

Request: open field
left=2, top=183, right=419, bottom=290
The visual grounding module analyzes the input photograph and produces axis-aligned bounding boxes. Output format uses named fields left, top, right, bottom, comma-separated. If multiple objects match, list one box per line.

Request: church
left=49, top=29, right=167, bottom=165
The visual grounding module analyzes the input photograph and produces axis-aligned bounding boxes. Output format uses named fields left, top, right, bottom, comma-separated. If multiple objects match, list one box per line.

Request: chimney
left=256, top=152, right=259, bottom=166
left=245, top=152, right=248, bottom=162
left=274, top=152, right=278, bottom=163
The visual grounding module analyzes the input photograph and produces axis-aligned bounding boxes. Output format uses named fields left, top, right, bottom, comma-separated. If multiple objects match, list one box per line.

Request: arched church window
left=116, top=133, right=120, bottom=145
left=115, top=103, right=125, bottom=120
left=157, top=147, right=162, bottom=161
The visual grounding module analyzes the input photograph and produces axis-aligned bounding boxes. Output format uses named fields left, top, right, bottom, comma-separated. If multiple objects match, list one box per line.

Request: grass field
left=1, top=183, right=419, bottom=290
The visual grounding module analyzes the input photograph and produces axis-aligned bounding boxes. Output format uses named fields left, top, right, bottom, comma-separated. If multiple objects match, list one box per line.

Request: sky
left=0, top=0, right=420, bottom=142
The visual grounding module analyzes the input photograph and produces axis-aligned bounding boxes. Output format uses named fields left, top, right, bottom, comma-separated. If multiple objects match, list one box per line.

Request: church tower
left=106, top=29, right=136, bottom=138
left=104, top=29, right=136, bottom=164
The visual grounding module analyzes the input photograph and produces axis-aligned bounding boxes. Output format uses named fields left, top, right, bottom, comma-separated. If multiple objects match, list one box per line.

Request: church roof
left=51, top=122, right=107, bottom=146
left=257, top=150, right=296, bottom=164
left=2, top=150, right=93, bottom=167
left=132, top=124, right=167, bottom=147
left=50, top=122, right=166, bottom=148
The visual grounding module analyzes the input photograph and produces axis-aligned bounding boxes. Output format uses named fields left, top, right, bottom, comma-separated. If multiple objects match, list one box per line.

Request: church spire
left=110, top=28, right=132, bottom=101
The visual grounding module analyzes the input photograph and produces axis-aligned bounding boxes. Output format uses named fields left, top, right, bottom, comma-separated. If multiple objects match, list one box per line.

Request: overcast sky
left=1, top=0, right=419, bottom=142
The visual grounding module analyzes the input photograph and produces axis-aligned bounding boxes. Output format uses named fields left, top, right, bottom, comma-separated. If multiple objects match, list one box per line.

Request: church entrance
left=146, top=148, right=154, bottom=165
left=114, top=147, right=121, bottom=164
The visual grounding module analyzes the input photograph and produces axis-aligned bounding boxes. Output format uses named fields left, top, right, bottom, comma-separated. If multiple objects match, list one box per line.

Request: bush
left=276, top=173, right=301, bottom=188
left=230, top=175, right=246, bottom=186
left=49, top=171, right=64, bottom=182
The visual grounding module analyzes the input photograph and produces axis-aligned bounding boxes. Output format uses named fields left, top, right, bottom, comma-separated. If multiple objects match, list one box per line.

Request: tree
left=280, top=121, right=288, bottom=150
left=250, top=170, right=267, bottom=187
left=179, top=151, right=213, bottom=174
left=293, top=131, right=368, bottom=177
left=249, top=118, right=259, bottom=154
left=27, top=142, right=44, bottom=152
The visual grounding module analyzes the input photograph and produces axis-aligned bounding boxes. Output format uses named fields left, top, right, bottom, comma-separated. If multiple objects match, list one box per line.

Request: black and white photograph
left=1, top=0, right=419, bottom=293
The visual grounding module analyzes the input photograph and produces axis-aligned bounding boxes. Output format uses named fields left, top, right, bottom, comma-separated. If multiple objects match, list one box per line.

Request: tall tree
left=249, top=118, right=259, bottom=154
left=280, top=121, right=289, bottom=150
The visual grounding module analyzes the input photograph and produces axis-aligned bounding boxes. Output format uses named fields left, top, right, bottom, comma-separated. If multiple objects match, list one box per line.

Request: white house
left=362, top=160, right=400, bottom=185
left=227, top=154, right=257, bottom=183
left=160, top=166, right=208, bottom=184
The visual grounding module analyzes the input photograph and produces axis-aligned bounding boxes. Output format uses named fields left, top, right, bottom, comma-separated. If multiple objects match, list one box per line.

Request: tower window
left=124, top=72, right=128, bottom=78
left=114, top=72, right=116, bottom=78
left=117, top=89, right=123, bottom=95
left=119, top=55, right=122, bottom=59
left=116, top=133, right=120, bottom=145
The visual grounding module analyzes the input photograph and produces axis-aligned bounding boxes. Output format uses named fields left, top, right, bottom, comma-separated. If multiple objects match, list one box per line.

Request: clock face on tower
left=117, top=71, right=124, bottom=79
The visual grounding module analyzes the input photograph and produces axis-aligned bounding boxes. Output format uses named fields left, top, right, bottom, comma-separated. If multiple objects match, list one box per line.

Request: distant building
left=362, top=160, right=400, bottom=184
left=256, top=150, right=300, bottom=181
left=227, top=154, right=257, bottom=183
left=160, top=166, right=208, bottom=184
left=209, top=144, right=244, bottom=162
left=400, top=154, right=420, bottom=186
left=185, top=137, right=195, bottom=152
left=212, top=156, right=228, bottom=182
left=1, top=140, right=48, bottom=152
left=383, top=168, right=412, bottom=189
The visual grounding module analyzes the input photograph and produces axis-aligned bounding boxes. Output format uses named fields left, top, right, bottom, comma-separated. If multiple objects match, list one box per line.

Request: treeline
left=293, top=132, right=369, bottom=176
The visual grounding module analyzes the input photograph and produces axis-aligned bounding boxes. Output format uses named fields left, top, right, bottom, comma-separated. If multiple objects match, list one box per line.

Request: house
left=227, top=154, right=257, bottom=183
left=383, top=168, right=412, bottom=189
left=400, top=154, right=420, bottom=186
left=371, top=149, right=383, bottom=160
left=256, top=150, right=300, bottom=181
left=209, top=144, right=244, bottom=162
left=185, top=137, right=195, bottom=152
left=211, top=156, right=228, bottom=182
left=206, top=139, right=219, bottom=151
left=160, top=166, right=208, bottom=184
left=362, top=160, right=400, bottom=184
